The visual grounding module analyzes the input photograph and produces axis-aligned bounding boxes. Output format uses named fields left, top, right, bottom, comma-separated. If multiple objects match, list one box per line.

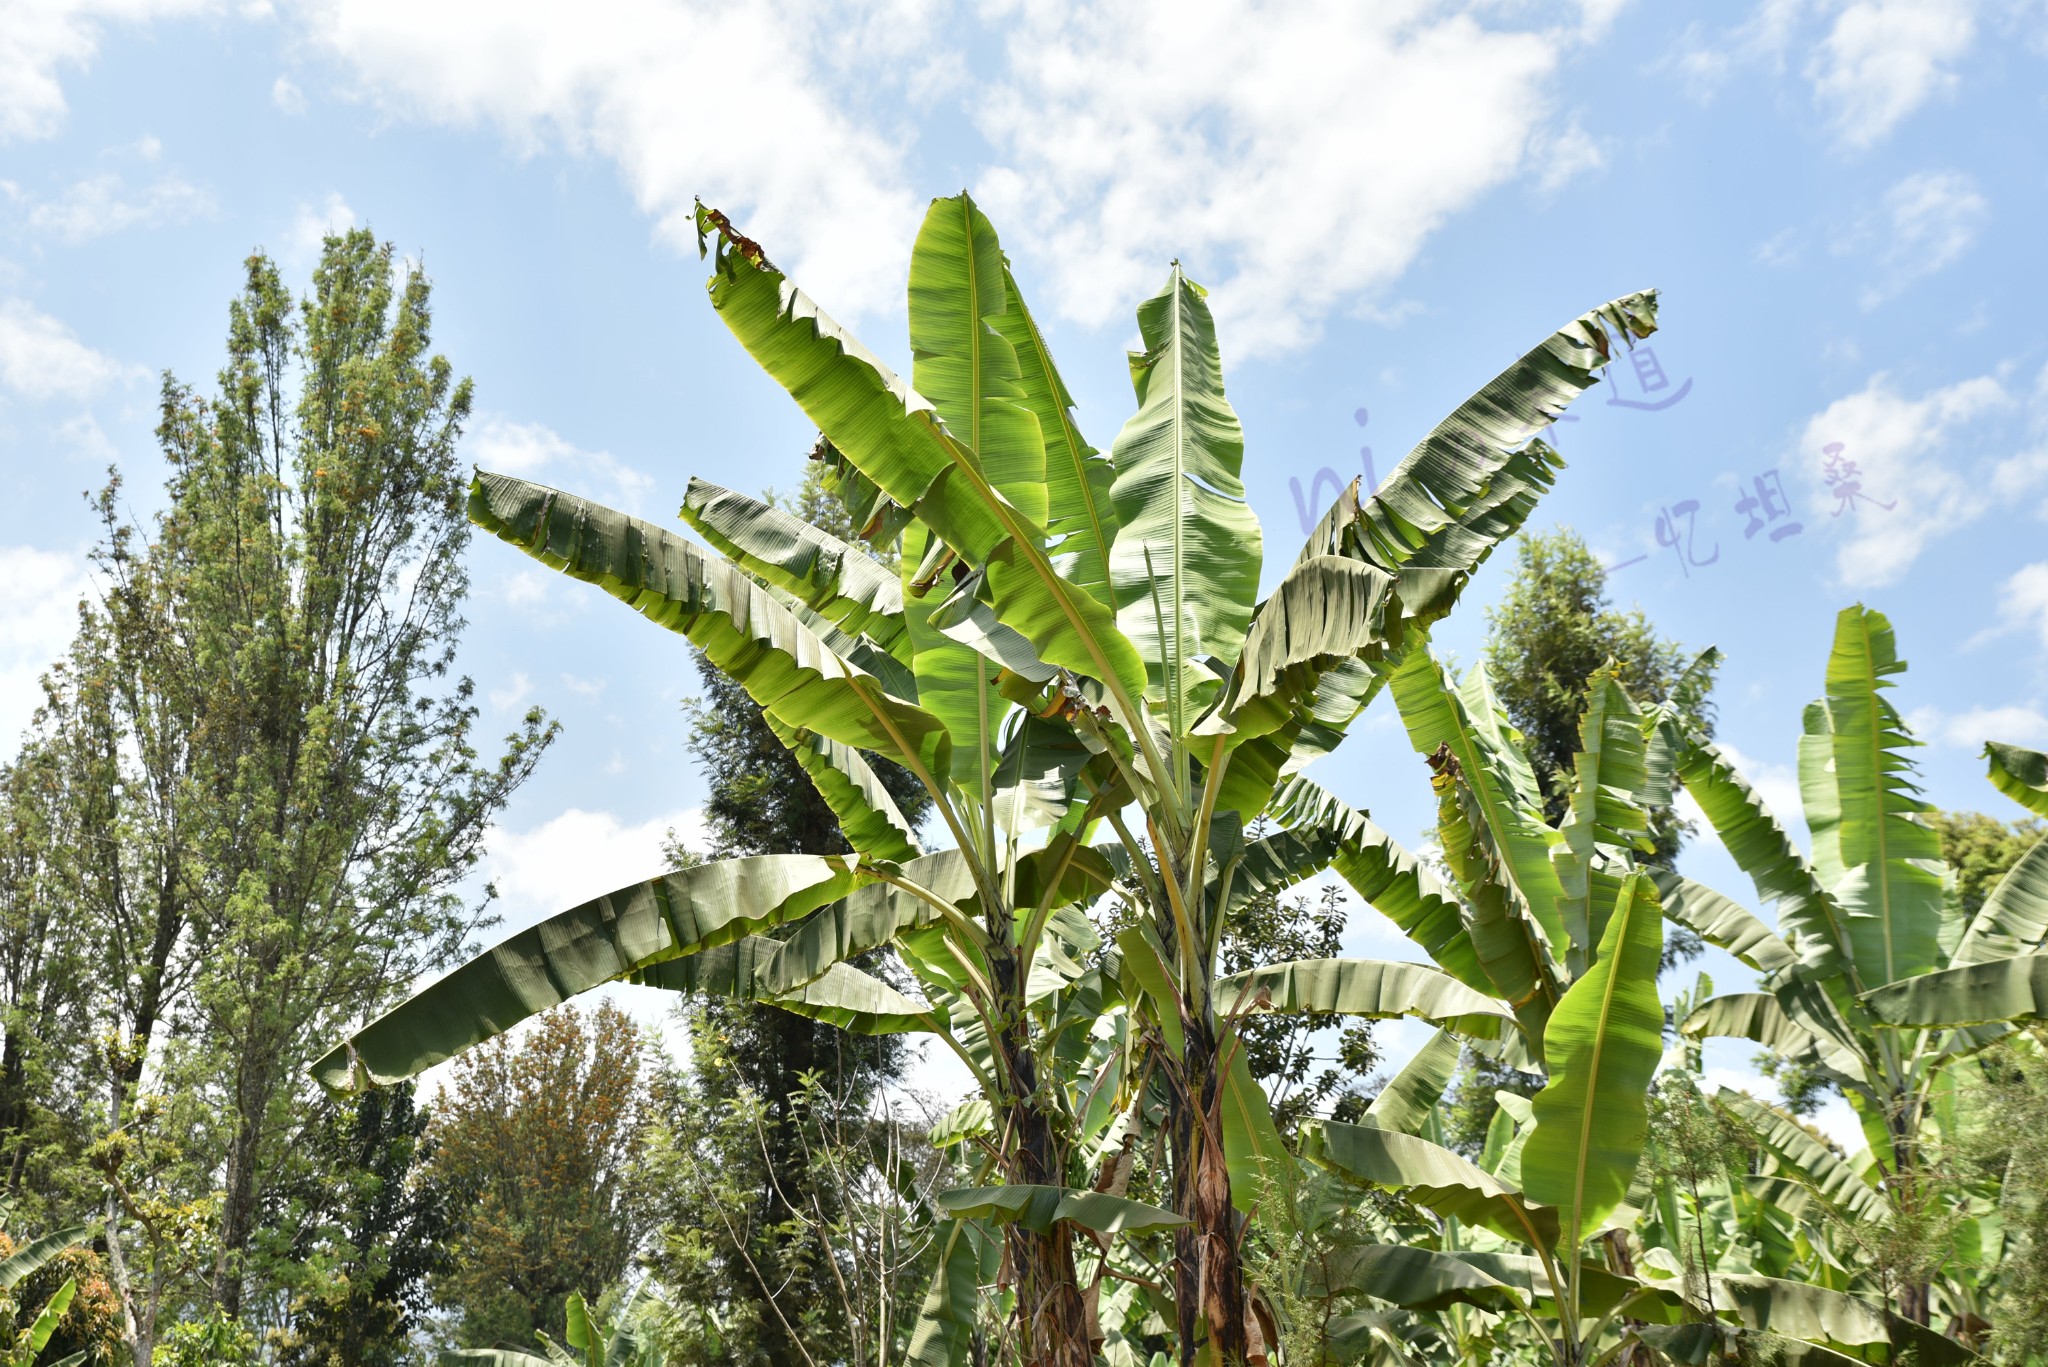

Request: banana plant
left=443, top=1286, right=666, bottom=1367
left=0, top=1222, right=91, bottom=1367
left=314, top=189, right=1657, bottom=1365
left=1652, top=607, right=2047, bottom=1328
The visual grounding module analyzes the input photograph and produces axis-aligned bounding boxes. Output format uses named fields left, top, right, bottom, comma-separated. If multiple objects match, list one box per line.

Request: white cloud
left=23, top=171, right=215, bottom=242
left=1530, top=118, right=1609, bottom=197
left=1854, top=169, right=1987, bottom=306
left=1991, top=561, right=2048, bottom=649
left=973, top=1, right=1589, bottom=357
left=1794, top=372, right=2009, bottom=588
left=272, top=74, right=306, bottom=114
left=487, top=670, right=533, bottom=713
left=481, top=805, right=707, bottom=933
left=284, top=191, right=356, bottom=264
left=1808, top=0, right=1975, bottom=149
left=295, top=0, right=933, bottom=321
left=469, top=414, right=655, bottom=514
left=0, top=298, right=142, bottom=399
left=1907, top=701, right=2048, bottom=749
left=0, top=545, right=88, bottom=746
left=1678, top=740, right=1804, bottom=833
left=0, top=0, right=225, bottom=141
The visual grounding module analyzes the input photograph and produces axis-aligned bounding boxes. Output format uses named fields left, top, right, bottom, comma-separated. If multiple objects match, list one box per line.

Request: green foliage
left=155, top=1307, right=261, bottom=1367
left=425, top=1003, right=653, bottom=1353
left=1933, top=811, right=2045, bottom=919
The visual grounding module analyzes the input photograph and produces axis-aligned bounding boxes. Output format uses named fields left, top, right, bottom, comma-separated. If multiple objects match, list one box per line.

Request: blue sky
left=5, top=0, right=2047, bottom=1124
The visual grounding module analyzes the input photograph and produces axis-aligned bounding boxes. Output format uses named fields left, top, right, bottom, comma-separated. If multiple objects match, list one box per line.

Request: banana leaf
left=1106, top=264, right=1261, bottom=730
left=1859, top=952, right=2048, bottom=1029
left=1648, top=869, right=1797, bottom=977
left=1213, top=958, right=1519, bottom=1043
left=678, top=477, right=908, bottom=660
left=1710, top=1273, right=1974, bottom=1366
left=1986, top=741, right=2048, bottom=819
left=1301, top=1120, right=1559, bottom=1249
left=1360, top=1030, right=1463, bottom=1135
left=905, top=1221, right=994, bottom=1367
left=312, top=853, right=865, bottom=1089
left=1303, top=1244, right=1524, bottom=1312
left=1523, top=872, right=1664, bottom=1251
left=761, top=711, right=922, bottom=862
left=1952, top=834, right=2048, bottom=964
left=468, top=471, right=955, bottom=781
left=0, top=1224, right=89, bottom=1289
left=935, top=1185, right=1185, bottom=1235
left=992, top=261, right=1117, bottom=607
left=1715, top=1090, right=1885, bottom=1223
left=1820, top=607, right=1945, bottom=987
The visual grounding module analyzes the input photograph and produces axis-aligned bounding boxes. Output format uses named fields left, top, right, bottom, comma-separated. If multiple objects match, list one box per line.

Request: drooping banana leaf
left=1709, top=1273, right=1975, bottom=1366
left=935, top=1185, right=1185, bottom=1236
left=1440, top=1250, right=1652, bottom=1319
left=1268, top=776, right=1491, bottom=997
left=1680, top=992, right=1868, bottom=1086
left=1200, top=556, right=1400, bottom=744
left=1523, top=871, right=1664, bottom=1252
left=1639, top=1323, right=1870, bottom=1367
left=1648, top=869, right=1797, bottom=977
left=312, top=854, right=865, bottom=1089
left=1219, top=1044, right=1295, bottom=1214
left=695, top=205, right=1150, bottom=717
left=1300, top=1120, right=1560, bottom=1249
left=1360, top=1030, right=1463, bottom=1135
left=1952, top=832, right=2048, bottom=964
left=1714, top=1090, right=1885, bottom=1223
left=1859, top=952, right=2048, bottom=1029
left=1663, top=718, right=1856, bottom=988
left=1294, top=291, right=1658, bottom=602
left=0, top=1224, right=89, bottom=1290
left=905, top=1221, right=994, bottom=1367
left=1303, top=1244, right=1524, bottom=1312
left=1986, top=741, right=2048, bottom=819
left=761, top=711, right=922, bottom=862
left=678, top=477, right=908, bottom=661
left=468, top=471, right=955, bottom=783
left=1105, top=263, right=1261, bottom=731
left=637, top=940, right=938, bottom=1035
left=1214, top=958, right=1520, bottom=1043
left=1821, top=607, right=1945, bottom=987
left=992, top=261, right=1117, bottom=607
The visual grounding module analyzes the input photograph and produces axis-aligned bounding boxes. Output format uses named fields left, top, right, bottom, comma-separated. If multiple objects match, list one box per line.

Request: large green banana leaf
left=0, top=1225, right=89, bottom=1289
left=1106, top=263, right=1261, bottom=730
left=1267, top=776, right=1491, bottom=996
left=760, top=711, right=922, bottom=862
left=1639, top=1323, right=1869, bottom=1367
left=900, top=522, right=1009, bottom=804
left=1523, top=872, right=1664, bottom=1252
left=1951, top=831, right=2048, bottom=964
left=936, top=1185, right=1185, bottom=1235
left=677, top=477, right=908, bottom=660
left=1664, top=719, right=1856, bottom=987
left=1648, top=870, right=1797, bottom=977
left=1303, top=1243, right=1525, bottom=1312
left=1859, top=952, right=2048, bottom=1028
left=467, top=471, right=955, bottom=783
left=908, top=193, right=1048, bottom=527
left=1801, top=700, right=1847, bottom=890
left=1444, top=1251, right=1652, bottom=1320
left=1295, top=291, right=1657, bottom=591
left=1821, top=607, right=1945, bottom=986
left=1300, top=1120, right=1559, bottom=1249
left=992, top=261, right=1117, bottom=606
left=1219, top=1044, right=1294, bottom=1214
left=695, top=205, right=1150, bottom=718
left=1986, top=741, right=2048, bottom=819
left=1213, top=958, right=1520, bottom=1043
left=1360, top=1030, right=1462, bottom=1135
left=1715, top=1090, right=1884, bottom=1223
left=311, top=854, right=865, bottom=1089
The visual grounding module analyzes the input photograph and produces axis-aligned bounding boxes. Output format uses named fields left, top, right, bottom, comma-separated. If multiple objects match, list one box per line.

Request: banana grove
left=308, top=194, right=2045, bottom=1367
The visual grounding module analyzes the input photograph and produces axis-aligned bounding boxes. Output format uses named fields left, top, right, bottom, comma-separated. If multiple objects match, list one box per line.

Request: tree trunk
left=1172, top=1013, right=1250, bottom=1367
left=990, top=953, right=1091, bottom=1367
